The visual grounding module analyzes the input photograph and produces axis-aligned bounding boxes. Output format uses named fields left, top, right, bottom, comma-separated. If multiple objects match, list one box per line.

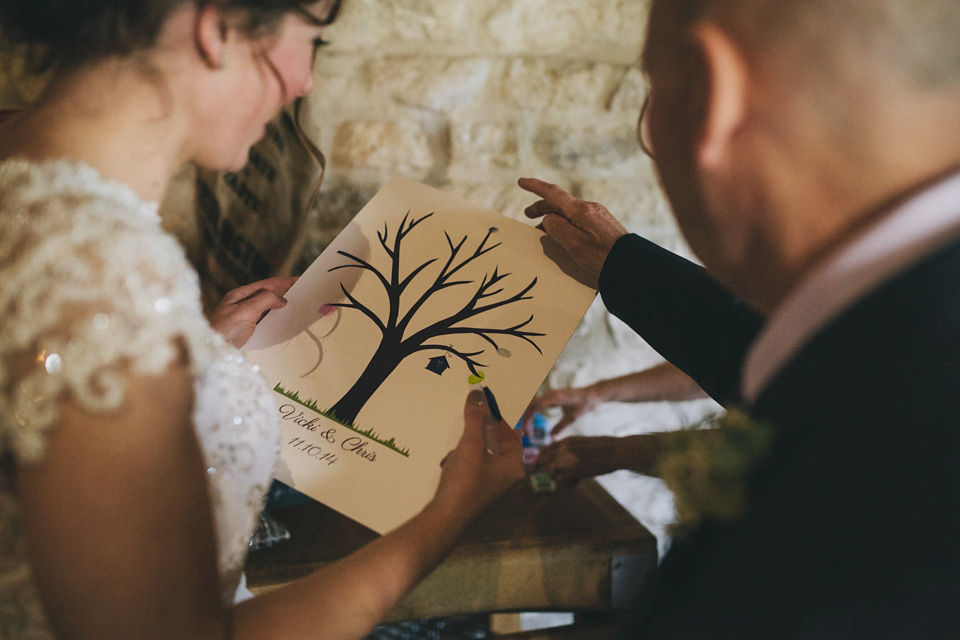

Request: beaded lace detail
left=0, top=159, right=279, bottom=636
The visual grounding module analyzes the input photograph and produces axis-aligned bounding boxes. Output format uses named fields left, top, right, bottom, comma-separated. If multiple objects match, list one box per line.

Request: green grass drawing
left=273, top=382, right=411, bottom=457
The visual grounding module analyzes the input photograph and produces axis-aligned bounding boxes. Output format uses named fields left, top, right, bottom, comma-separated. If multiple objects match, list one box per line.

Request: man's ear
left=688, top=22, right=749, bottom=168
left=195, top=4, right=230, bottom=69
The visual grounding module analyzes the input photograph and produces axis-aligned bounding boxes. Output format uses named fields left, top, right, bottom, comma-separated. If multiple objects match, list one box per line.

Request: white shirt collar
left=742, top=170, right=960, bottom=404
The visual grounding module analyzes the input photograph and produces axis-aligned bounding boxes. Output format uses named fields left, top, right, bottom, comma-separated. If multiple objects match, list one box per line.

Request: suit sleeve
left=598, top=234, right=763, bottom=405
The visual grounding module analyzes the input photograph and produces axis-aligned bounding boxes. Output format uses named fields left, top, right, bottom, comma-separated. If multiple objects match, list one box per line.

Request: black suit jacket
left=600, top=234, right=960, bottom=639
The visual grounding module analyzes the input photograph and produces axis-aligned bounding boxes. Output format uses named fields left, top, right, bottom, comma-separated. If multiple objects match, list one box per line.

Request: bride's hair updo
left=0, top=0, right=325, bottom=75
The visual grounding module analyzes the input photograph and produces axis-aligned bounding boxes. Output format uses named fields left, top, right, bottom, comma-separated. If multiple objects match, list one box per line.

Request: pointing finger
left=518, top=178, right=578, bottom=215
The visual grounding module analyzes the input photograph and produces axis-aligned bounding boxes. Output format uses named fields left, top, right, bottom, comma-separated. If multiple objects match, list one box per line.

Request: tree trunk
left=328, top=342, right=404, bottom=425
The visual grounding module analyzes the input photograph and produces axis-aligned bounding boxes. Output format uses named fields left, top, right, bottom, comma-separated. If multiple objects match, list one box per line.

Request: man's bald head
left=641, top=0, right=960, bottom=314
left=649, top=0, right=960, bottom=90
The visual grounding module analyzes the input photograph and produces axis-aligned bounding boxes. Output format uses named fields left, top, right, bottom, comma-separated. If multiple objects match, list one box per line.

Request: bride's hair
left=0, top=0, right=327, bottom=75
left=1, top=0, right=336, bottom=194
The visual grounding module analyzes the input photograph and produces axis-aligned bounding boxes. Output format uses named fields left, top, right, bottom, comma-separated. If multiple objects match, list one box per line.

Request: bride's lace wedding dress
left=0, top=159, right=279, bottom=637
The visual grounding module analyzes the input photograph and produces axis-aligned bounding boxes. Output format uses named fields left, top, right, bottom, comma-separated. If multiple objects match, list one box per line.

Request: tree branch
left=377, top=222, right=394, bottom=260
left=434, top=315, right=545, bottom=354
left=398, top=258, right=438, bottom=292
left=329, top=250, right=391, bottom=294
left=398, top=228, right=503, bottom=333
left=399, top=211, right=434, bottom=240
left=329, top=284, right=387, bottom=335
left=476, top=266, right=510, bottom=299
left=469, top=277, right=537, bottom=317
left=375, top=212, right=433, bottom=260
left=412, top=344, right=487, bottom=376
left=445, top=227, right=502, bottom=281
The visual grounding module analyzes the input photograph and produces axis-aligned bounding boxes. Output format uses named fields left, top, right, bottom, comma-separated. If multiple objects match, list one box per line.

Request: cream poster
left=245, top=177, right=595, bottom=533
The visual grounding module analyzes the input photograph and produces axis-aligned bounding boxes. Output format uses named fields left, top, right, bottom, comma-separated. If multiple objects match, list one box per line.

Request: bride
left=0, top=1, right=523, bottom=638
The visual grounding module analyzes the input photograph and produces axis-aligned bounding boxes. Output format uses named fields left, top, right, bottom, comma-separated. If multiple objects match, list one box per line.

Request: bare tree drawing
left=325, top=211, right=544, bottom=425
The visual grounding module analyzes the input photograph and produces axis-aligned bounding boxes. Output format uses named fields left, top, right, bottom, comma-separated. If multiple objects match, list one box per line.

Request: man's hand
left=518, top=177, right=628, bottom=281
left=209, top=276, right=297, bottom=349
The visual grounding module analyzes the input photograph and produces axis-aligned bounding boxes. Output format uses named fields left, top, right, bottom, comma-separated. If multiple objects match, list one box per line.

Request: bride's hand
left=433, top=390, right=525, bottom=520
left=209, top=277, right=297, bottom=349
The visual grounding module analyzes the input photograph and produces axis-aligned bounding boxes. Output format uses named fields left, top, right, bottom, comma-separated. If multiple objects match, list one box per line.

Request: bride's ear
left=688, top=22, right=749, bottom=169
left=195, top=5, right=230, bottom=70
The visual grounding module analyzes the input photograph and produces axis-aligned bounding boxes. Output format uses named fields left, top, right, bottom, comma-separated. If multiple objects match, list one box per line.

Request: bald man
left=521, top=0, right=960, bottom=637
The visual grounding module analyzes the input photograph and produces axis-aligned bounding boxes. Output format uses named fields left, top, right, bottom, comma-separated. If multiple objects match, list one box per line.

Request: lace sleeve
left=0, top=162, right=216, bottom=463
